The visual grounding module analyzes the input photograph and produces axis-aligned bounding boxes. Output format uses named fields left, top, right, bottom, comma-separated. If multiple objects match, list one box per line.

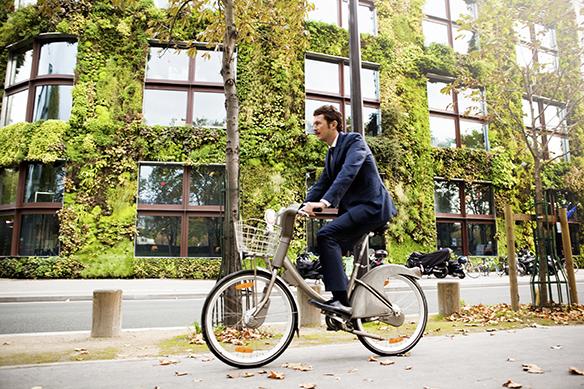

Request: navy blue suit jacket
left=306, top=132, right=397, bottom=226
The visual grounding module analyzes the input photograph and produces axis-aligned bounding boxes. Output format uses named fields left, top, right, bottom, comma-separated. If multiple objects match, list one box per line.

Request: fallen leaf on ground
left=3, top=341, right=11, bottom=345
left=507, top=357, right=516, bottom=362
left=404, top=366, right=413, bottom=370
left=282, top=362, right=312, bottom=371
left=257, top=370, right=267, bottom=374
left=522, top=363, right=544, bottom=374
left=502, top=379, right=522, bottom=388
left=368, top=356, right=378, bottom=362
left=300, top=384, right=317, bottom=389
left=226, top=373, right=238, bottom=379
left=74, top=348, right=87, bottom=352
left=550, top=345, right=562, bottom=350
left=379, top=360, right=395, bottom=366
left=324, top=373, right=336, bottom=376
left=200, top=357, right=213, bottom=362
left=569, top=367, right=584, bottom=375
left=159, top=359, right=178, bottom=366
left=347, top=368, right=359, bottom=373
left=175, top=371, right=188, bottom=376
left=268, top=371, right=285, bottom=380
left=242, top=372, right=255, bottom=378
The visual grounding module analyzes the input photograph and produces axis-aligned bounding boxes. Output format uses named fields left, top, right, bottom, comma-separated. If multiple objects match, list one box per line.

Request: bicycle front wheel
left=201, top=270, right=298, bottom=368
left=354, top=274, right=427, bottom=356
left=464, top=261, right=480, bottom=278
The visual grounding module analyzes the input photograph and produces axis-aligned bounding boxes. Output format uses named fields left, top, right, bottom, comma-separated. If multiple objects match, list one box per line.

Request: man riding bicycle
left=300, top=105, right=397, bottom=316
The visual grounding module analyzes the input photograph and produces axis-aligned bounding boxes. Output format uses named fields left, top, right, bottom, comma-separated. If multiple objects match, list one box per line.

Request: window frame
left=305, top=52, right=382, bottom=135
left=1, top=34, right=77, bottom=127
left=422, top=0, right=477, bottom=54
left=522, top=96, right=569, bottom=161
left=434, top=178, right=497, bottom=256
left=0, top=162, right=65, bottom=257
left=515, top=22, right=559, bottom=73
left=135, top=162, right=225, bottom=258
left=307, top=0, right=377, bottom=36
left=142, top=42, right=227, bottom=127
left=427, top=75, right=488, bottom=149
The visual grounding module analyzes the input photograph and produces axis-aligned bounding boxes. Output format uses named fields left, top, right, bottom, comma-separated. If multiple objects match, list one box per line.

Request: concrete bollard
left=91, top=289, right=122, bottom=337
left=298, top=284, right=322, bottom=327
left=437, top=281, right=460, bottom=317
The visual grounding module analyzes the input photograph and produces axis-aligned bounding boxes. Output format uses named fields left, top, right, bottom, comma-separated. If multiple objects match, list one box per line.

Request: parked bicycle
left=201, top=205, right=428, bottom=368
left=464, top=256, right=502, bottom=278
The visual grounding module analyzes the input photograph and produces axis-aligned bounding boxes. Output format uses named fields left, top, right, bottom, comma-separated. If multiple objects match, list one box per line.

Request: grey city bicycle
left=201, top=205, right=428, bottom=368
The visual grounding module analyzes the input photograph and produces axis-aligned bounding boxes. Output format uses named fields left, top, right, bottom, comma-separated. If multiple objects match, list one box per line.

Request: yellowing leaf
left=300, top=384, right=317, bottom=389
left=502, top=379, right=523, bottom=388
left=268, top=371, right=285, bottom=380
left=174, top=371, right=188, bottom=376
left=569, top=367, right=584, bottom=375
left=159, top=359, right=178, bottom=366
left=522, top=363, right=544, bottom=374
left=379, top=360, right=396, bottom=366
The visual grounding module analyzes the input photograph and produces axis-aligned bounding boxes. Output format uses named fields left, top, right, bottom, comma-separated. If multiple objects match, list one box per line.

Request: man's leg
left=316, top=212, right=377, bottom=304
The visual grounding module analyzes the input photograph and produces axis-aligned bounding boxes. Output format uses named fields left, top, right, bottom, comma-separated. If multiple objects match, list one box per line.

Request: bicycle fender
left=350, top=264, right=421, bottom=319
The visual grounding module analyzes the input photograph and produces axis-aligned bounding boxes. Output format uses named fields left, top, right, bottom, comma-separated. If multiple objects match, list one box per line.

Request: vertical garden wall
left=0, top=0, right=582, bottom=278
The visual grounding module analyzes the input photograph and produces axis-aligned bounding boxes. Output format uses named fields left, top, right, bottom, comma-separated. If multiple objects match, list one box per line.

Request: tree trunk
left=220, top=0, right=241, bottom=278
left=533, top=157, right=550, bottom=307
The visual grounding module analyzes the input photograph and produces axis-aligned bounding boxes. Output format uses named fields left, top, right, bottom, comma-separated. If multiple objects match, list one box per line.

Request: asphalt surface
left=1, top=325, right=583, bottom=389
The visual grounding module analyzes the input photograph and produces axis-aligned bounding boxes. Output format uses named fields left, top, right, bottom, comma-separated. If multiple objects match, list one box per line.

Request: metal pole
left=504, top=204, right=520, bottom=311
left=559, top=207, right=578, bottom=304
left=348, top=0, right=364, bottom=135
left=348, top=0, right=368, bottom=274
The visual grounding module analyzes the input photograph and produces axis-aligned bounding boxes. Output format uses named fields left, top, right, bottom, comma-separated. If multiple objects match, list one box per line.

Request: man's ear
left=330, top=120, right=338, bottom=130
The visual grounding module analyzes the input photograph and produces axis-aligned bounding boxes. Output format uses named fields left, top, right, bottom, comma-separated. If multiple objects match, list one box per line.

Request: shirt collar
left=329, top=132, right=339, bottom=148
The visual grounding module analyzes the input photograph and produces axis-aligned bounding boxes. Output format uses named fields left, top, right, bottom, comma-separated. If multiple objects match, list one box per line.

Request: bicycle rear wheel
left=353, top=274, right=427, bottom=356
left=201, top=270, right=298, bottom=368
left=464, top=261, right=480, bottom=278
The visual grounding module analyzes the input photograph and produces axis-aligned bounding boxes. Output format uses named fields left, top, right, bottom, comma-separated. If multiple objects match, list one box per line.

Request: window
left=522, top=97, right=569, bottom=161
left=422, top=0, right=477, bottom=54
left=515, top=22, right=558, bottom=73
left=1, top=35, right=77, bottom=127
left=142, top=45, right=228, bottom=127
left=135, top=163, right=225, bottom=258
left=434, top=179, right=496, bottom=256
left=427, top=78, right=487, bottom=149
left=305, top=54, right=381, bottom=135
left=0, top=162, right=64, bottom=257
left=14, top=0, right=36, bottom=8
left=308, top=0, right=377, bottom=36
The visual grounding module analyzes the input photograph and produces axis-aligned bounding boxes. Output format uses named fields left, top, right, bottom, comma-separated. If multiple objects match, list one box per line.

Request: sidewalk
left=1, top=325, right=583, bottom=389
left=1, top=273, right=583, bottom=302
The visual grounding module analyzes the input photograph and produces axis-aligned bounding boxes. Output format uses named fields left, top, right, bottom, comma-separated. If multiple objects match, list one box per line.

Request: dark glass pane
left=4, top=89, right=28, bottom=126
left=19, top=214, right=60, bottom=256
left=0, top=168, right=19, bottom=205
left=192, top=92, right=226, bottom=128
left=364, top=107, right=381, bottom=136
left=459, top=119, right=485, bottom=149
left=429, top=115, right=456, bottom=147
left=436, top=222, right=462, bottom=255
left=188, top=217, right=223, bottom=257
left=434, top=181, right=461, bottom=214
left=8, top=49, right=33, bottom=86
left=189, top=165, right=225, bottom=206
left=0, top=215, right=14, bottom=256
left=24, top=163, right=65, bottom=203
left=138, top=165, right=183, bottom=205
left=146, top=47, right=189, bottom=81
left=135, top=215, right=181, bottom=257
left=33, top=85, right=73, bottom=121
left=143, top=89, right=187, bottom=126
left=465, top=183, right=493, bottom=215
left=38, top=42, right=77, bottom=76
left=467, top=223, right=497, bottom=256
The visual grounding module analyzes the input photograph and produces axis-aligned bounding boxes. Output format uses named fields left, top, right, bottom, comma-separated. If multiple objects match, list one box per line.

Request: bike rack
left=529, top=191, right=571, bottom=306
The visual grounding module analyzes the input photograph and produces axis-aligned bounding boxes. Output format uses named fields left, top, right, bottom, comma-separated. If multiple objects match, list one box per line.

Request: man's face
left=312, top=114, right=337, bottom=145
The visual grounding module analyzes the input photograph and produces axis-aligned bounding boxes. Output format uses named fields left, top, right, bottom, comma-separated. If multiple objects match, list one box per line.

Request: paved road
left=1, top=326, right=582, bottom=389
left=2, top=280, right=583, bottom=334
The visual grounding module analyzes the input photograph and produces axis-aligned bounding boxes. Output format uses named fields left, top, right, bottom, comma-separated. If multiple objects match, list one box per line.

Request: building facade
left=0, top=0, right=582, bottom=278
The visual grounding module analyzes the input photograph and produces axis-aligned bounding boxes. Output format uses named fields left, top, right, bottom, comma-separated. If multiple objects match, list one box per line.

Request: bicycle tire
left=464, top=262, right=480, bottom=278
left=354, top=274, right=427, bottom=356
left=201, top=270, right=298, bottom=368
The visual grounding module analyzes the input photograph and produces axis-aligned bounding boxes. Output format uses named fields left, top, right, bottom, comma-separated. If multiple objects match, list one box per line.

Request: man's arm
left=321, top=134, right=367, bottom=207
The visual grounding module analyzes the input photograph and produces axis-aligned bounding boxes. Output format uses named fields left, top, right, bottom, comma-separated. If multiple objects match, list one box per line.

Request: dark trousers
left=317, top=212, right=383, bottom=292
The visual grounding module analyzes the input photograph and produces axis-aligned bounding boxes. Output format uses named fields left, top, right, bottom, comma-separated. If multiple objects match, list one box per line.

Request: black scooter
left=406, top=248, right=465, bottom=278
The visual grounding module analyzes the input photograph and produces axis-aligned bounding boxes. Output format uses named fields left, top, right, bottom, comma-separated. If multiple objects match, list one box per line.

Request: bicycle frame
left=248, top=206, right=422, bottom=322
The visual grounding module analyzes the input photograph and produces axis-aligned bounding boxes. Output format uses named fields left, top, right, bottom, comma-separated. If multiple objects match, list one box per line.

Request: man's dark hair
left=314, top=105, right=344, bottom=132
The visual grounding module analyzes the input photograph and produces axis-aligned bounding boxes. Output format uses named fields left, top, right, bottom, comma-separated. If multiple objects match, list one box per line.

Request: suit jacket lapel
left=329, top=132, right=345, bottom=175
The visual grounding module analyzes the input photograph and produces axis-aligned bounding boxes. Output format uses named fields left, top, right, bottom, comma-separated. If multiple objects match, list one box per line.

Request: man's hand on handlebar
left=299, top=201, right=326, bottom=217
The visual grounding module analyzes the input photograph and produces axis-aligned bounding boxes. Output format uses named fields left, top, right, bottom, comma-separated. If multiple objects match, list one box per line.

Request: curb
left=0, top=293, right=209, bottom=303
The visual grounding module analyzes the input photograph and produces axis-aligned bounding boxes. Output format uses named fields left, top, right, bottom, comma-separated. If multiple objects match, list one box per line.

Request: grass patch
left=0, top=347, right=119, bottom=367
left=158, top=334, right=208, bottom=356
